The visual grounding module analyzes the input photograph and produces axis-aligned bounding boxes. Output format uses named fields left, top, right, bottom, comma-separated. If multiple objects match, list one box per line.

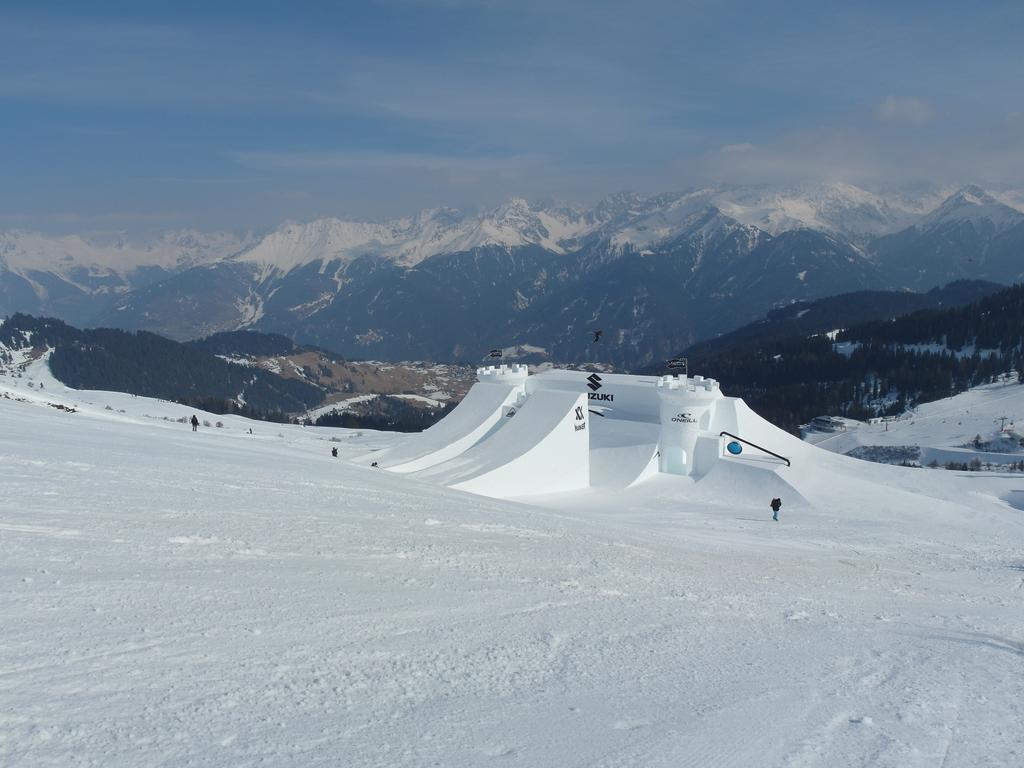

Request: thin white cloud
left=719, top=143, right=755, bottom=154
left=873, top=96, right=932, bottom=125
left=690, top=111, right=1024, bottom=186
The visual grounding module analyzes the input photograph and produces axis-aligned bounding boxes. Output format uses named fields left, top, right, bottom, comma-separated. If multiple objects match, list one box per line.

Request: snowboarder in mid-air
left=770, top=497, right=782, bottom=521
left=592, top=330, right=603, bottom=343
left=190, top=414, right=199, bottom=432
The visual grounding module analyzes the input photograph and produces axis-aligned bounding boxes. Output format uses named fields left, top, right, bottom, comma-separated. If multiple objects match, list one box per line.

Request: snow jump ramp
left=366, top=364, right=528, bottom=473
left=412, top=388, right=590, bottom=497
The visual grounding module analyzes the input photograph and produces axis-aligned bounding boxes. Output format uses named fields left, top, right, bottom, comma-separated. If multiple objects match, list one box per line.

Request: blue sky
left=2, top=0, right=1022, bottom=233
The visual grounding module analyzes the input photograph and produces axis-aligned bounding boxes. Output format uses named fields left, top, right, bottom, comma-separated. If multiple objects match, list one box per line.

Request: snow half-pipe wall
left=414, top=388, right=591, bottom=498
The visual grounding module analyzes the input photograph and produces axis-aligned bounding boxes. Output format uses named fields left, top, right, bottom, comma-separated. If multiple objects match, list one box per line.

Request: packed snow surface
left=2, top=360, right=1024, bottom=766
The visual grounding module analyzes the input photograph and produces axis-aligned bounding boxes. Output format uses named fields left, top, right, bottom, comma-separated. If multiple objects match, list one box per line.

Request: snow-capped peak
left=231, top=199, right=600, bottom=274
left=919, top=185, right=1024, bottom=233
left=710, top=182, right=930, bottom=242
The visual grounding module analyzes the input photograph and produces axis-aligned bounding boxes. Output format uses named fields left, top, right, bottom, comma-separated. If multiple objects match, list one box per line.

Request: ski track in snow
left=1, top=363, right=1024, bottom=766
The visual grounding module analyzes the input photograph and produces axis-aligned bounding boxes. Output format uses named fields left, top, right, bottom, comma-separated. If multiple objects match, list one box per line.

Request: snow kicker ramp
left=371, top=381, right=523, bottom=473
left=413, top=389, right=590, bottom=498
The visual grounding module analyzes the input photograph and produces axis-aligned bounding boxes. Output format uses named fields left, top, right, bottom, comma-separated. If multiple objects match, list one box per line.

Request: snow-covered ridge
left=231, top=183, right=990, bottom=273
left=713, top=182, right=946, bottom=241
left=5, top=184, right=1024, bottom=280
left=231, top=198, right=596, bottom=274
left=0, top=229, right=253, bottom=276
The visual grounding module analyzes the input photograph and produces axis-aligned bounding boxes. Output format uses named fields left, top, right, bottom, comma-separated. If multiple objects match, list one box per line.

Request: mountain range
left=2, top=182, right=1023, bottom=367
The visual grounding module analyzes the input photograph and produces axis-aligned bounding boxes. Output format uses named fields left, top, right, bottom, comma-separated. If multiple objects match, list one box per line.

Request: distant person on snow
left=331, top=446, right=338, bottom=458
left=190, top=414, right=199, bottom=432
left=770, top=497, right=782, bottom=521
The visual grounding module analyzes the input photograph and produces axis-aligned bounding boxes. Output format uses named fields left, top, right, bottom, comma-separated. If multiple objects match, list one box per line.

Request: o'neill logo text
left=672, top=412, right=698, bottom=423
left=574, top=405, right=587, bottom=431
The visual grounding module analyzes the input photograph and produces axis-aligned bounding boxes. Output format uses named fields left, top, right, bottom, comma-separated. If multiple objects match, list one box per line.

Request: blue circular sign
left=726, top=441, right=743, bottom=455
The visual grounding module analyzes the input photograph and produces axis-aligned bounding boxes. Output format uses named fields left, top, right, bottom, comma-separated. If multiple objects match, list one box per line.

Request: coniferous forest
left=682, top=284, right=1024, bottom=433
left=0, top=314, right=324, bottom=418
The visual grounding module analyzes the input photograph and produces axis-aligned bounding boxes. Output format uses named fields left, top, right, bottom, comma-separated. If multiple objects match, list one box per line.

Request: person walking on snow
left=190, top=414, right=199, bottom=432
left=770, top=497, right=782, bottom=521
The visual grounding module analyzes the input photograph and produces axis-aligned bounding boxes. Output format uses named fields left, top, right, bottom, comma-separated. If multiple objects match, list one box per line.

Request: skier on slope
left=770, top=497, right=782, bottom=521
left=191, top=414, right=199, bottom=432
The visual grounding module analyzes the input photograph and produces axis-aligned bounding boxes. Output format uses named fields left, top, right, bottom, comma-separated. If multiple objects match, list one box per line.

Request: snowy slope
left=807, top=379, right=1024, bottom=468
left=2, top=359, right=1023, bottom=766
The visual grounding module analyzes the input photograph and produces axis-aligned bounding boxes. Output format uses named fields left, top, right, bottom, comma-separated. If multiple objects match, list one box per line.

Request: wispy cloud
left=874, top=96, right=932, bottom=125
left=718, top=143, right=755, bottom=154
left=2, top=2, right=1023, bottom=232
left=691, top=111, right=1024, bottom=186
